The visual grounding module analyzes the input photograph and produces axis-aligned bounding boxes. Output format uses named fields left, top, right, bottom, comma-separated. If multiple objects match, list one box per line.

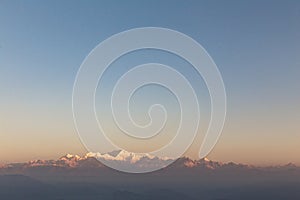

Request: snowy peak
left=86, top=150, right=171, bottom=164
left=166, top=156, right=221, bottom=170
left=60, top=154, right=81, bottom=160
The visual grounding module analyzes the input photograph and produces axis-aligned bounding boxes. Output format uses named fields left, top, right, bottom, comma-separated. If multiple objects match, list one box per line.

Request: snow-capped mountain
left=0, top=150, right=298, bottom=176
left=0, top=150, right=221, bottom=175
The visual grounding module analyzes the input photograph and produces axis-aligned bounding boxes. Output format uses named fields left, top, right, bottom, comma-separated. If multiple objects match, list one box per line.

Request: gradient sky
left=0, top=0, right=299, bottom=165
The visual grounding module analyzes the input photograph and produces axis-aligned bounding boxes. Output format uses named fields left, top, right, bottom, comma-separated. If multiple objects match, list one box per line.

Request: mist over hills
left=1, top=151, right=299, bottom=200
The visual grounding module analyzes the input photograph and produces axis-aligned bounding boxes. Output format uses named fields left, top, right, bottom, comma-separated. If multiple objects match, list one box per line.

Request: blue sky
left=0, top=0, right=299, bottom=164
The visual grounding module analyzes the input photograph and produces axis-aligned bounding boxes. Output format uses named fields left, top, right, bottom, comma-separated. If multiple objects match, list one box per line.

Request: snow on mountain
left=0, top=150, right=219, bottom=174
left=0, top=150, right=296, bottom=175
left=86, top=150, right=171, bottom=163
left=85, top=150, right=174, bottom=172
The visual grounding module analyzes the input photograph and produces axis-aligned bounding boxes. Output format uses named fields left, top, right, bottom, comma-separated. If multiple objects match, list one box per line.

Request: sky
left=0, top=0, right=299, bottom=165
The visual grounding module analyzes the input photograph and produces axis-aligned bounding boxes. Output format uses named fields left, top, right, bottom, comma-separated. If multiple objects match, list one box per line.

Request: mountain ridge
left=1, top=150, right=298, bottom=174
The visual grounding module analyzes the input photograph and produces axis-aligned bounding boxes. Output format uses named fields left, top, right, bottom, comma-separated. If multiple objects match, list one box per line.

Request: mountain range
left=0, top=150, right=298, bottom=177
left=1, top=151, right=300, bottom=200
